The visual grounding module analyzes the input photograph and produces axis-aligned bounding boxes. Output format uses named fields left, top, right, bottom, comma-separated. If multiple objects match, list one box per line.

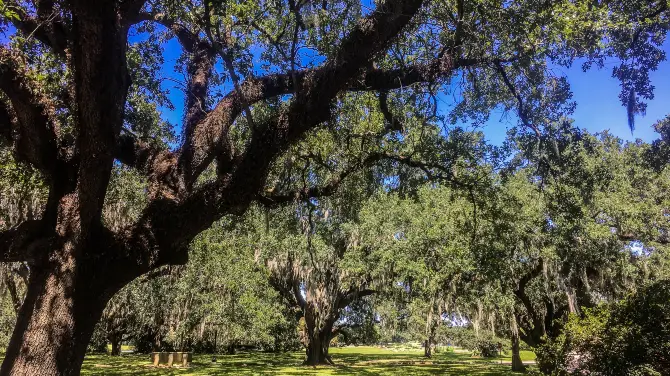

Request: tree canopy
left=0, top=0, right=668, bottom=374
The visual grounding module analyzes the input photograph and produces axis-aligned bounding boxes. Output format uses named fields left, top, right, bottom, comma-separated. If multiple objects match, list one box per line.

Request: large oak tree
left=0, top=0, right=666, bottom=374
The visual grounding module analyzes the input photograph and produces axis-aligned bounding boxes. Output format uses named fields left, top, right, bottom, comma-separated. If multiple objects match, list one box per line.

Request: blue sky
left=154, top=34, right=669, bottom=147
left=478, top=41, right=670, bottom=146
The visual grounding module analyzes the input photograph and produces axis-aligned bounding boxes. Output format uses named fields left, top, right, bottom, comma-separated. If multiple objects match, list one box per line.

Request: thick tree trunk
left=304, top=331, right=333, bottom=366
left=0, top=262, right=109, bottom=376
left=110, top=333, right=122, bottom=356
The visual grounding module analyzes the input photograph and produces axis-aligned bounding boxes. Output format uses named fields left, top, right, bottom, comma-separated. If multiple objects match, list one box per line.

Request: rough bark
left=510, top=315, right=525, bottom=372
left=304, top=306, right=336, bottom=366
left=0, top=259, right=111, bottom=375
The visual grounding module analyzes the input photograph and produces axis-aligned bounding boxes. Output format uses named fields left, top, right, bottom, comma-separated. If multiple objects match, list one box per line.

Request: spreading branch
left=338, top=288, right=375, bottom=309
left=494, top=61, right=541, bottom=138
left=0, top=220, right=48, bottom=263
left=176, top=53, right=475, bottom=188
left=68, top=1, right=132, bottom=228
left=0, top=47, right=59, bottom=175
left=8, top=1, right=69, bottom=57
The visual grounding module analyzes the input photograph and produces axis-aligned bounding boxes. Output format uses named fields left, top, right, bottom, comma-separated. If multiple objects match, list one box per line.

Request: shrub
left=473, top=336, right=504, bottom=358
left=436, top=326, right=507, bottom=358
left=537, top=279, right=670, bottom=375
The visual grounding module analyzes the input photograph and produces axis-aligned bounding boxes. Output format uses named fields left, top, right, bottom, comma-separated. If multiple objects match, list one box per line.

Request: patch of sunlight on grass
left=494, top=350, right=537, bottom=362
left=75, top=346, right=536, bottom=375
left=105, top=344, right=136, bottom=352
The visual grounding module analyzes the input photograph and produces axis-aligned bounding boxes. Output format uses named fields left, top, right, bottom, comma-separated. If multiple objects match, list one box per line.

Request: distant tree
left=259, top=192, right=380, bottom=365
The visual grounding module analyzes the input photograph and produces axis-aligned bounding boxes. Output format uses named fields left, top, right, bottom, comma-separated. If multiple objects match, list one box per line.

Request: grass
left=68, top=346, right=536, bottom=375
left=106, top=344, right=135, bottom=352
left=494, top=350, right=537, bottom=362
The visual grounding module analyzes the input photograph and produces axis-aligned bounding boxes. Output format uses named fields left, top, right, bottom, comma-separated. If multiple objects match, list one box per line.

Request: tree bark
left=510, top=315, right=526, bottom=373
left=304, top=329, right=333, bottom=366
left=0, top=262, right=110, bottom=376
left=303, top=305, right=335, bottom=366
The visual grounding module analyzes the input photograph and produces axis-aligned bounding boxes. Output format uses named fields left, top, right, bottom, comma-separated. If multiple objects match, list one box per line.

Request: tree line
left=3, top=122, right=670, bottom=374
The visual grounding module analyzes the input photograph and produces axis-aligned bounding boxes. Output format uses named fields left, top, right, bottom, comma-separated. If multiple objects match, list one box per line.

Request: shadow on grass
left=77, top=347, right=528, bottom=376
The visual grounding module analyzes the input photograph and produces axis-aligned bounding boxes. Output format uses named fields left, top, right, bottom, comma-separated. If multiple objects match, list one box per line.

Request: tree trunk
left=510, top=315, right=526, bottom=373
left=424, top=339, right=432, bottom=358
left=300, top=291, right=339, bottom=366
left=0, top=262, right=109, bottom=376
left=110, top=333, right=122, bottom=356
left=304, top=331, right=333, bottom=366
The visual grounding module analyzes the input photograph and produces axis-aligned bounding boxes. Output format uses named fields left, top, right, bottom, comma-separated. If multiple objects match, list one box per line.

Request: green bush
left=437, top=326, right=507, bottom=358
left=473, top=336, right=505, bottom=358
left=537, top=279, right=670, bottom=375
left=87, top=322, right=110, bottom=354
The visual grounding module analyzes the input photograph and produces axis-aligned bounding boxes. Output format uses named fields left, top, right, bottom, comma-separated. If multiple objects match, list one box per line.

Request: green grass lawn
left=70, top=346, right=536, bottom=375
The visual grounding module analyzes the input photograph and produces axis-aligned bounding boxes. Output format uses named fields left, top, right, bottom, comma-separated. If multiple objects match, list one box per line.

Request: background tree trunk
left=0, top=262, right=109, bottom=376
left=110, top=333, right=122, bottom=356
left=510, top=315, right=526, bottom=373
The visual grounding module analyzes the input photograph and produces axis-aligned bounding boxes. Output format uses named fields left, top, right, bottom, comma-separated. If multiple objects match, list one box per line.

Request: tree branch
left=179, top=43, right=217, bottom=187
left=132, top=12, right=202, bottom=53
left=338, top=288, right=376, bottom=309
left=493, top=61, right=541, bottom=137
left=0, top=47, right=59, bottom=175
left=8, top=2, right=69, bottom=57
left=0, top=220, right=48, bottom=263
left=379, top=91, right=402, bottom=132
left=179, top=54, right=480, bottom=186
left=258, top=153, right=385, bottom=207
left=68, top=1, right=132, bottom=228
left=114, top=0, right=431, bottom=277
left=119, top=0, right=148, bottom=24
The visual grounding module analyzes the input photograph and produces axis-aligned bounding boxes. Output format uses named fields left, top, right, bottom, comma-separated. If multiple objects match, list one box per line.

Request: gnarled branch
left=338, top=288, right=375, bottom=310
left=258, top=153, right=385, bottom=207
left=8, top=1, right=69, bottom=57
left=0, top=47, right=59, bottom=175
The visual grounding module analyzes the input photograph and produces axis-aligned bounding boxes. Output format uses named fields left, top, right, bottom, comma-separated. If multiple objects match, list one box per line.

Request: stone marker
left=150, top=352, right=192, bottom=367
